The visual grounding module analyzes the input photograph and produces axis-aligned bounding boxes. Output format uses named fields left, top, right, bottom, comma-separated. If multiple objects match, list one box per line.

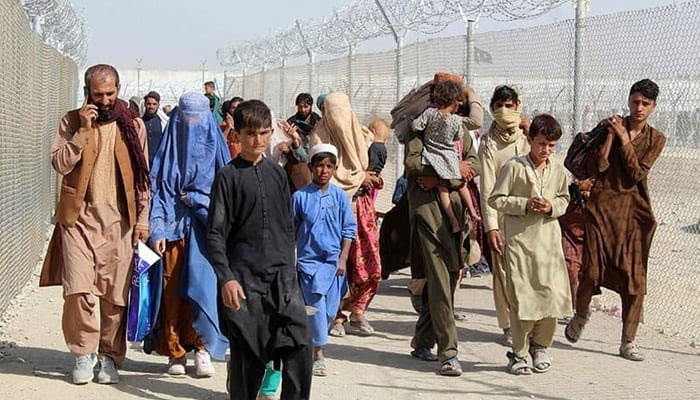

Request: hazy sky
left=72, top=0, right=680, bottom=71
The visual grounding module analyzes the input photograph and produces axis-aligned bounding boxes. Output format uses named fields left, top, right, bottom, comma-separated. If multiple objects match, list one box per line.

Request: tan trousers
left=62, top=293, right=127, bottom=367
left=509, top=311, right=556, bottom=359
left=491, top=253, right=511, bottom=330
left=155, top=240, right=204, bottom=358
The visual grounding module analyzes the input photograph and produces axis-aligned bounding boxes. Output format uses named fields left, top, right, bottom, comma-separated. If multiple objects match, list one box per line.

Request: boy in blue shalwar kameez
left=292, top=143, right=357, bottom=377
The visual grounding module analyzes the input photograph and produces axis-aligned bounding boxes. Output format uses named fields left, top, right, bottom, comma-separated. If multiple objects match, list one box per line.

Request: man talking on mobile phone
left=40, top=64, right=150, bottom=385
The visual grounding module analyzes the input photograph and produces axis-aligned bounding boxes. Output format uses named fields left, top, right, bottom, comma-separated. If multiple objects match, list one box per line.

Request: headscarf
left=309, top=92, right=372, bottom=198
left=149, top=92, right=231, bottom=241
left=316, top=93, right=328, bottom=111
left=104, top=99, right=150, bottom=208
left=489, top=85, right=524, bottom=144
left=129, top=96, right=143, bottom=115
left=263, top=111, right=293, bottom=167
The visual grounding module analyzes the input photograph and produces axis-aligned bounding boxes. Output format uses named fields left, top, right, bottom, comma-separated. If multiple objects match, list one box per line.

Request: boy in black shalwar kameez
left=207, top=100, right=312, bottom=400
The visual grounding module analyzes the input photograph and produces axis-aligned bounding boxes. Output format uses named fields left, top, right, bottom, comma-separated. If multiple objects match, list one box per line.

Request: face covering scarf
left=490, top=104, right=523, bottom=144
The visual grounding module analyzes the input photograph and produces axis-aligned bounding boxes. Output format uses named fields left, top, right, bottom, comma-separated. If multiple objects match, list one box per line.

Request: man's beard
left=96, top=103, right=115, bottom=122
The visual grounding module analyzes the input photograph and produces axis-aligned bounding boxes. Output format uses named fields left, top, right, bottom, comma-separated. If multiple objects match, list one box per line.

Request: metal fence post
left=465, top=19, right=476, bottom=86
left=348, top=43, right=355, bottom=102
left=261, top=64, right=267, bottom=103
left=280, top=59, right=287, bottom=117
left=573, top=0, right=589, bottom=134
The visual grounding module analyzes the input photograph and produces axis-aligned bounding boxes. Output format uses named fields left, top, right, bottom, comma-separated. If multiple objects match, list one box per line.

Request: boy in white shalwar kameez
left=488, top=114, right=572, bottom=375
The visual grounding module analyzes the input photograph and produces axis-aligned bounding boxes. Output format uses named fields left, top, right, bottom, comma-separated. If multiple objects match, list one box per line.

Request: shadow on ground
left=0, top=343, right=227, bottom=400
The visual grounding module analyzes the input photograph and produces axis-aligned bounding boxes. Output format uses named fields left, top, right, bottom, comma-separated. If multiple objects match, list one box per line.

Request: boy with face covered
left=478, top=85, right=531, bottom=347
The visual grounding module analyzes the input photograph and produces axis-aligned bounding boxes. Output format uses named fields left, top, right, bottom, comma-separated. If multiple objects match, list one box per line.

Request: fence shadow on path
left=0, top=343, right=228, bottom=400
left=357, top=380, right=571, bottom=400
left=325, top=343, right=569, bottom=400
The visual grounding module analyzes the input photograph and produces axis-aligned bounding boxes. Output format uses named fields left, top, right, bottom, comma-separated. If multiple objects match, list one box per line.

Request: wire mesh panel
left=224, top=1, right=700, bottom=337
left=0, top=0, right=78, bottom=312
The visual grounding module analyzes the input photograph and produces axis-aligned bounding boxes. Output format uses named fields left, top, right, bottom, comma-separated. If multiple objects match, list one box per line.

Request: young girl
left=412, top=79, right=480, bottom=232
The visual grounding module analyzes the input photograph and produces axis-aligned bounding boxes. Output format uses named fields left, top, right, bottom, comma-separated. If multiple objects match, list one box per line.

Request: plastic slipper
left=411, top=347, right=438, bottom=362
left=565, top=313, right=589, bottom=344
left=329, top=322, right=346, bottom=337
left=619, top=342, right=645, bottom=361
left=350, top=319, right=375, bottom=336
left=506, top=351, right=532, bottom=375
left=530, top=345, right=551, bottom=373
left=439, top=357, right=463, bottom=376
left=312, top=359, right=328, bottom=377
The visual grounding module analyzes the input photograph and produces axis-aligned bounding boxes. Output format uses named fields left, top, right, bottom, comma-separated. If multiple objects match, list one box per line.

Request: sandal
left=619, top=342, right=645, bottom=362
left=565, top=313, right=589, bottom=344
left=329, top=322, right=346, bottom=337
left=529, top=345, right=552, bottom=373
left=350, top=318, right=375, bottom=336
left=506, top=351, right=532, bottom=375
left=312, top=359, right=328, bottom=377
left=411, top=347, right=438, bottom=362
left=439, top=356, right=463, bottom=376
left=500, top=330, right=513, bottom=347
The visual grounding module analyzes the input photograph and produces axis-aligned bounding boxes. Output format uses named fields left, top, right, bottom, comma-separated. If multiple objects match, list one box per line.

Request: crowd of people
left=39, top=63, right=665, bottom=399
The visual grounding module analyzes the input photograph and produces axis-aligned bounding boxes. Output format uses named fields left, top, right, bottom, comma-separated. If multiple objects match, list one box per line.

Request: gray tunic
left=411, top=108, right=464, bottom=180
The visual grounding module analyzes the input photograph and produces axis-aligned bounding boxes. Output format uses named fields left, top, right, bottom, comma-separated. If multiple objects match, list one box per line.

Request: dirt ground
left=0, top=263, right=698, bottom=400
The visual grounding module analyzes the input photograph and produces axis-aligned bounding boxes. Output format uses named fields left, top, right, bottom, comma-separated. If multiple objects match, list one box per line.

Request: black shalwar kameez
left=208, top=157, right=312, bottom=400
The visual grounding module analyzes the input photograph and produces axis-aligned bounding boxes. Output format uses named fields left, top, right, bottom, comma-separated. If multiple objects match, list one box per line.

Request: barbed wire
left=217, top=0, right=568, bottom=71
left=20, top=0, right=87, bottom=65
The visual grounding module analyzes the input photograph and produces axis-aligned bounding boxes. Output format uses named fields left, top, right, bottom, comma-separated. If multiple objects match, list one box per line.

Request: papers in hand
left=136, top=240, right=160, bottom=266
left=127, top=241, right=161, bottom=342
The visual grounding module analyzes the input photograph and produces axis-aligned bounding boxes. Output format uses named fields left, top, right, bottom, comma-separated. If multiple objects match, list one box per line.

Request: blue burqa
left=148, top=92, right=231, bottom=360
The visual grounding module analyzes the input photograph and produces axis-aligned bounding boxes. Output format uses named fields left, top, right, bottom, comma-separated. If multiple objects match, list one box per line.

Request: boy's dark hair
left=489, top=85, right=519, bottom=110
left=295, top=93, right=314, bottom=106
left=629, top=79, right=659, bottom=101
left=233, top=100, right=272, bottom=132
left=204, top=81, right=215, bottom=88
left=431, top=80, right=463, bottom=108
left=230, top=96, right=244, bottom=103
left=528, top=114, right=562, bottom=141
left=310, top=152, right=337, bottom=167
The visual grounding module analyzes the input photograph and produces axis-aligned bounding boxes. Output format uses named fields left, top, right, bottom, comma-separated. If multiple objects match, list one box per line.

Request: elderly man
left=40, top=64, right=150, bottom=385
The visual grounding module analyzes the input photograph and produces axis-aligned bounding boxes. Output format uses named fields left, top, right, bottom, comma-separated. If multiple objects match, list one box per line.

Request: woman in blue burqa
left=146, top=92, right=230, bottom=377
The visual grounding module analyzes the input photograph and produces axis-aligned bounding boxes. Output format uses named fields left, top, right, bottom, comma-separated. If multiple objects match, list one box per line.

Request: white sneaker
left=194, top=350, right=215, bottom=378
left=72, top=354, right=97, bottom=384
left=96, top=356, right=119, bottom=384
left=167, top=356, right=187, bottom=375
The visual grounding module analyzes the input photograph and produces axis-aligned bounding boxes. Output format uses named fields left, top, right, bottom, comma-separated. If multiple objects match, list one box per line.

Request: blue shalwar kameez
left=292, top=182, right=357, bottom=347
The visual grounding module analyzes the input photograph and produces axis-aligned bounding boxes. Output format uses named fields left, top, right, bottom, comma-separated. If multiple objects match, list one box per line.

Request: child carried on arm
left=411, top=79, right=480, bottom=232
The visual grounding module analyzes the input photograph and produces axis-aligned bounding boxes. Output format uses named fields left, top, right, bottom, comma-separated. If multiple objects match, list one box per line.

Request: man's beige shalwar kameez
left=478, top=128, right=529, bottom=330
left=43, top=110, right=148, bottom=367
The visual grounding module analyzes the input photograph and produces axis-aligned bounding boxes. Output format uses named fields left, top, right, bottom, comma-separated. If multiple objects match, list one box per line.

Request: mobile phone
left=83, top=87, right=93, bottom=105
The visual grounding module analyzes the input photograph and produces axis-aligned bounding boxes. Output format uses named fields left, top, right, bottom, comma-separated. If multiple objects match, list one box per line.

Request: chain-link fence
left=0, top=0, right=78, bottom=312
left=234, top=1, right=700, bottom=338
